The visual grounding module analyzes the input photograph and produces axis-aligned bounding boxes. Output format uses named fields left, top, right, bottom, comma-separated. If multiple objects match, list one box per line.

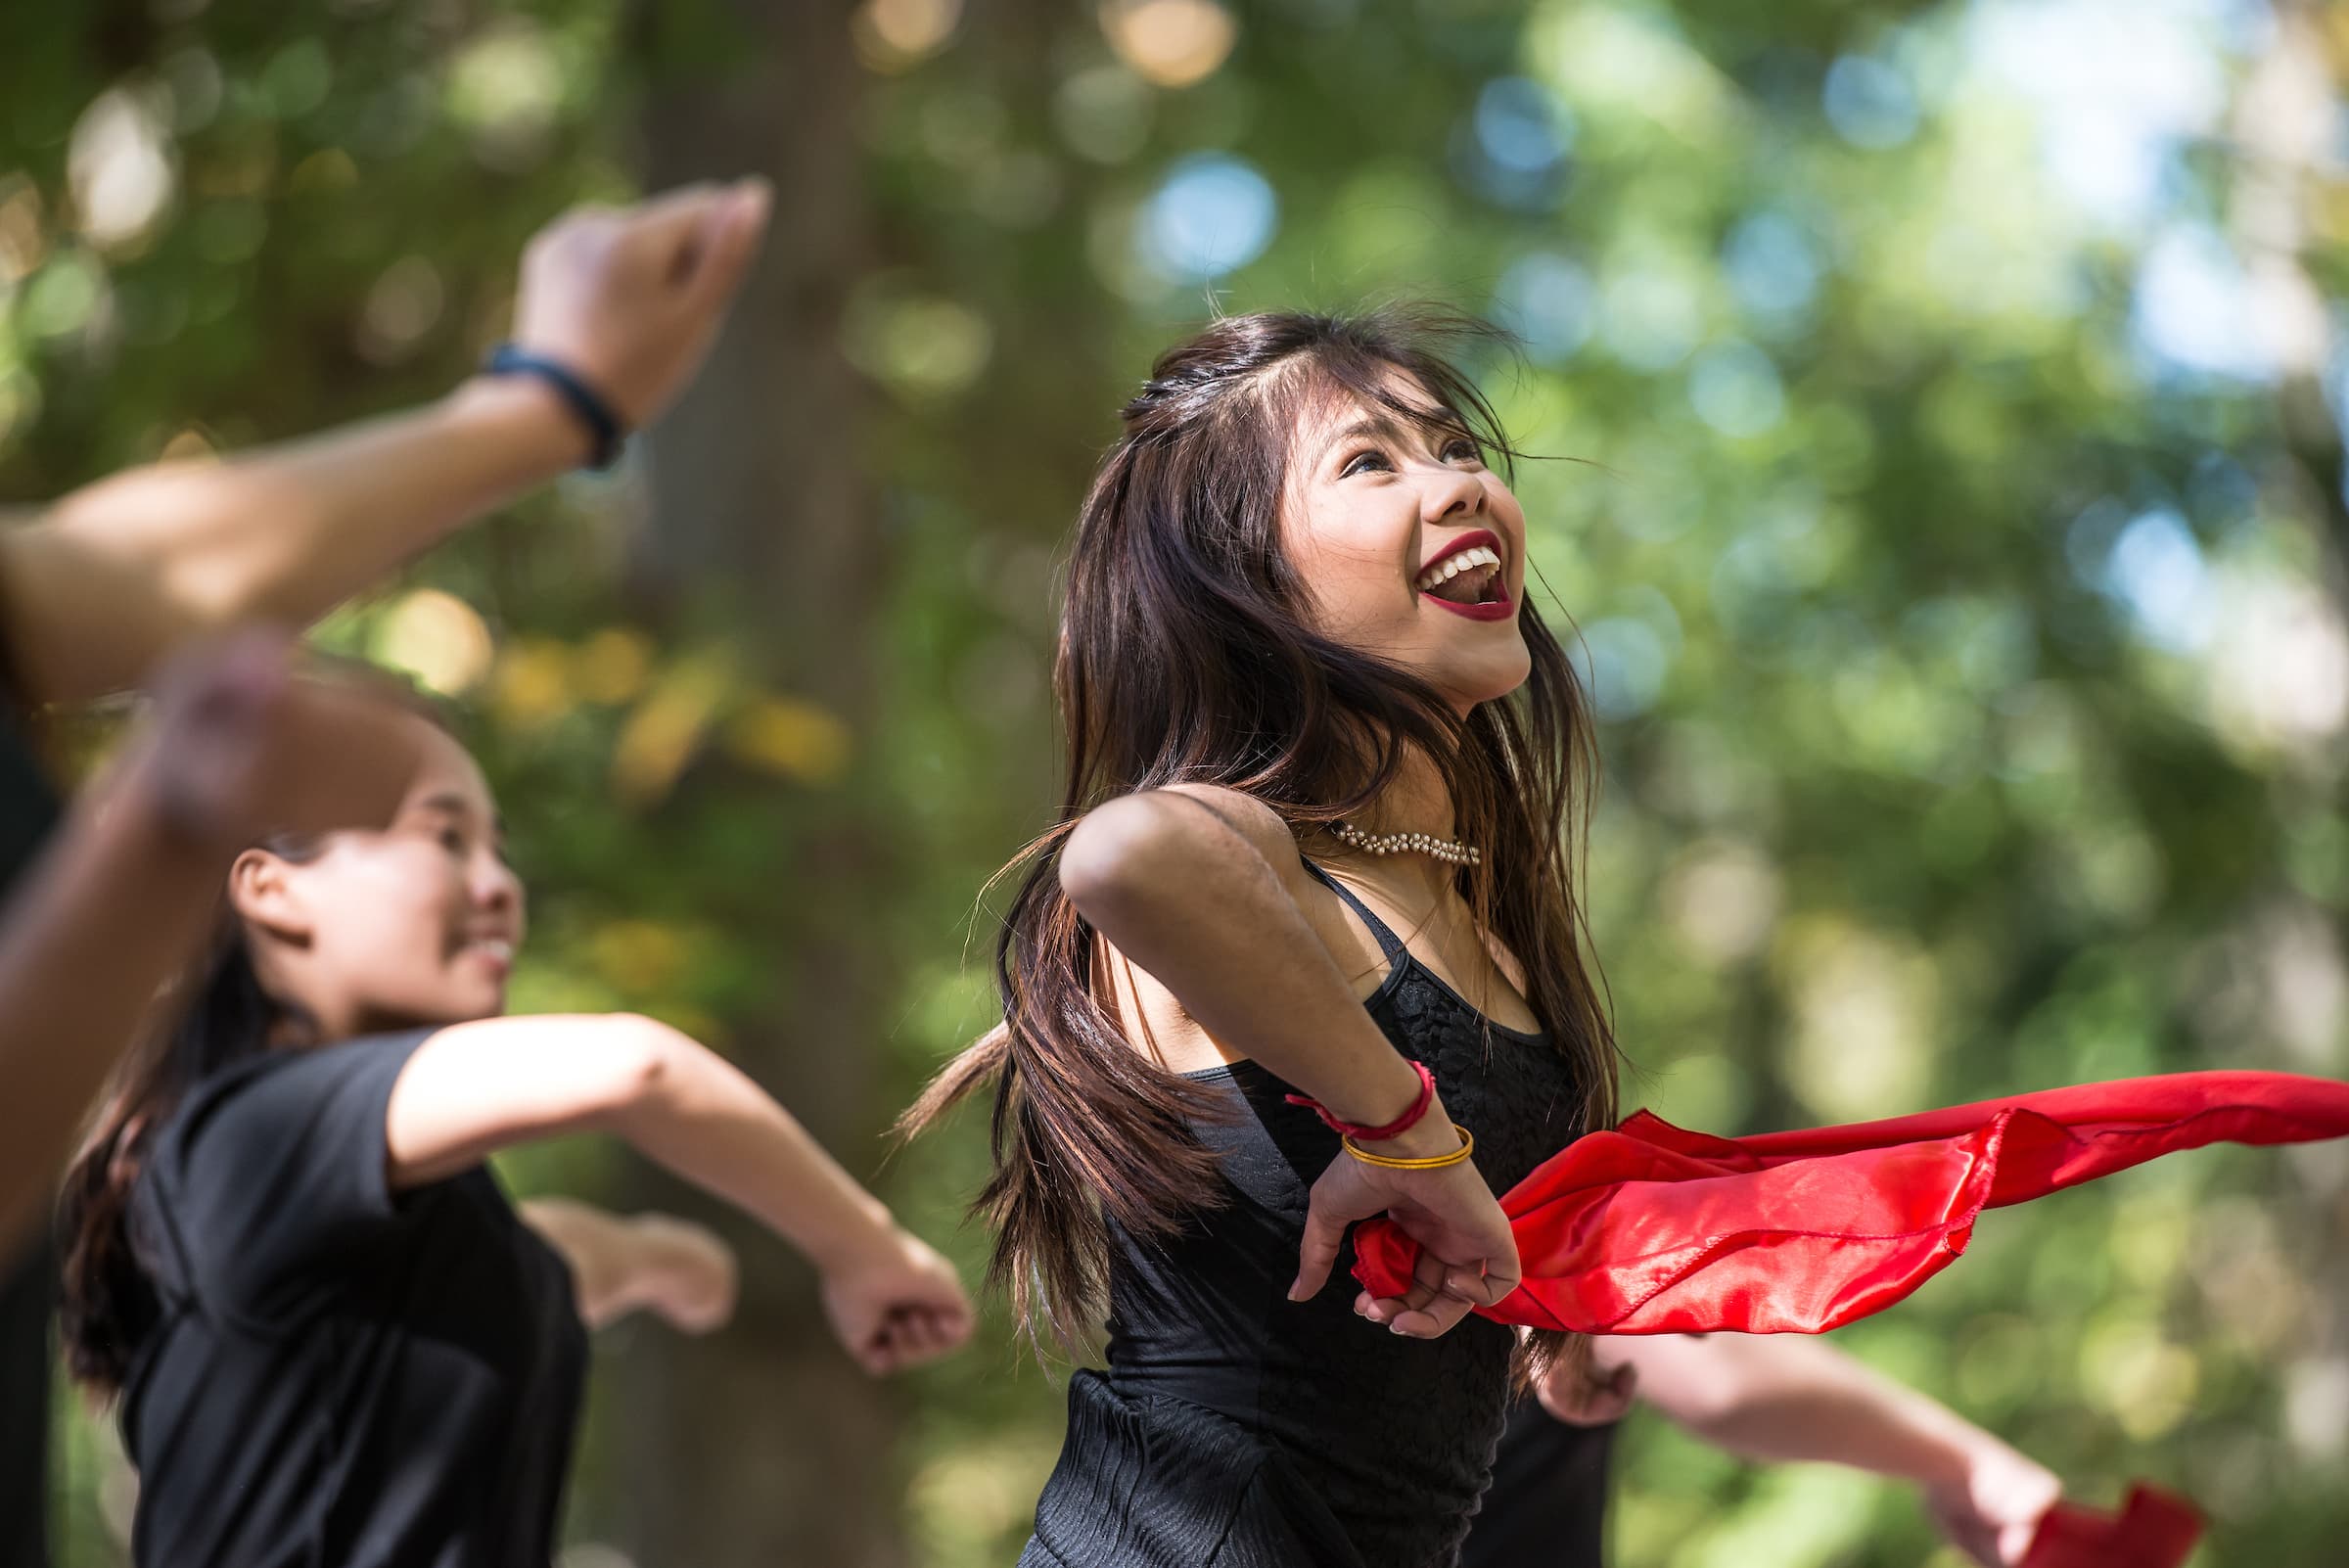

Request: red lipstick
left=1416, top=528, right=1514, bottom=621
left=1418, top=528, right=1502, bottom=578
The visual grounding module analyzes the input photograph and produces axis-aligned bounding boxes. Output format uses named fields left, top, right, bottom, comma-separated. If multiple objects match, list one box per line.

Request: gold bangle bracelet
left=1341, top=1123, right=1475, bottom=1171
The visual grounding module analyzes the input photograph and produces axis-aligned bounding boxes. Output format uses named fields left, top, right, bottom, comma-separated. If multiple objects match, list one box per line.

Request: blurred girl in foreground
left=59, top=702, right=972, bottom=1567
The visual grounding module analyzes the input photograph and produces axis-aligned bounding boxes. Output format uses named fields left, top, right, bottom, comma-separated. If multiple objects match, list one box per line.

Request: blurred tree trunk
left=614, top=3, right=903, bottom=1563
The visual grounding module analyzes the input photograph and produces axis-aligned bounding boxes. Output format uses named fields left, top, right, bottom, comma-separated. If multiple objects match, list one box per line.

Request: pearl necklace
left=1330, top=818, right=1482, bottom=868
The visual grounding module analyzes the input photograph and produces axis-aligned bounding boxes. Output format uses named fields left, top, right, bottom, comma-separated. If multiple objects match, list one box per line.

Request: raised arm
left=1554, top=1335, right=2060, bottom=1566
left=0, top=180, right=769, bottom=706
left=385, top=1013, right=971, bottom=1373
left=0, top=633, right=421, bottom=1245
left=1058, top=783, right=1517, bottom=1338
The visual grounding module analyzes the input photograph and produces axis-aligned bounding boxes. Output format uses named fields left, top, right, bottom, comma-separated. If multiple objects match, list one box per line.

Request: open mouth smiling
left=1414, top=529, right=1513, bottom=622
left=453, top=934, right=517, bottom=975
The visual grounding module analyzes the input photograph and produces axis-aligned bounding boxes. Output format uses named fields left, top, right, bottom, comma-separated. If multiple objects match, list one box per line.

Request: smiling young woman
left=906, top=307, right=1620, bottom=1568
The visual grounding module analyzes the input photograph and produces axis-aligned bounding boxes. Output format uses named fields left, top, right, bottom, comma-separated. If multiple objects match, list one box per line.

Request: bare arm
left=516, top=1196, right=737, bottom=1333
left=386, top=1013, right=971, bottom=1373
left=0, top=783, right=226, bottom=1248
left=0, top=635, right=421, bottom=1246
left=0, top=381, right=577, bottom=702
left=1060, top=786, right=1431, bottom=1129
left=1060, top=785, right=1516, bottom=1336
left=1603, top=1333, right=1995, bottom=1474
left=1568, top=1335, right=2060, bottom=1566
left=0, top=179, right=770, bottom=706
left=387, top=1014, right=894, bottom=1263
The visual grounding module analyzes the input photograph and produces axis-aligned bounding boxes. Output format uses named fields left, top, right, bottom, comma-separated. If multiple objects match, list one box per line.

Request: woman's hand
left=121, top=628, right=422, bottom=853
left=1293, top=1109, right=1520, bottom=1339
left=818, top=1227, right=976, bottom=1375
left=519, top=1196, right=738, bottom=1335
left=1536, top=1345, right=1639, bottom=1426
left=508, top=179, right=771, bottom=433
left=1922, top=1440, right=2062, bottom=1566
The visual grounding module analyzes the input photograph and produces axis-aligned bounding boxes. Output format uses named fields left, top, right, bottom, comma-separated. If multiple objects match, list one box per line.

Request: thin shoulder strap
left=1298, top=856, right=1407, bottom=962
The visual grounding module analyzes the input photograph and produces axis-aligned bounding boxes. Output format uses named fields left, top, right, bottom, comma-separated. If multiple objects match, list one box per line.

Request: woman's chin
left=350, top=992, right=505, bottom=1038
left=1441, top=652, right=1533, bottom=711
left=429, top=988, right=509, bottom=1026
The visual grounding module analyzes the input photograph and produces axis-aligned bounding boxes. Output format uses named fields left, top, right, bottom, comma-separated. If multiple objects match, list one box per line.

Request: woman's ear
left=228, top=848, right=312, bottom=945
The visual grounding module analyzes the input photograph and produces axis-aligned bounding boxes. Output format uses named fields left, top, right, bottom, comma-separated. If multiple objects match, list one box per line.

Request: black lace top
left=1021, top=860, right=1596, bottom=1568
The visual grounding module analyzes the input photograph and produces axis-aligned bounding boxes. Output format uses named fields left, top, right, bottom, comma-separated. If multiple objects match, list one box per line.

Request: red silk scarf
left=2022, top=1484, right=2202, bottom=1568
left=1352, top=1072, right=2349, bottom=1334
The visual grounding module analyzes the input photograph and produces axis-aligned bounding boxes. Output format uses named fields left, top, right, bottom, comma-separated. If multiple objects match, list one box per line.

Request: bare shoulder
left=1147, top=785, right=1388, bottom=996
left=1152, top=784, right=1301, bottom=868
left=1076, top=787, right=1379, bottom=1068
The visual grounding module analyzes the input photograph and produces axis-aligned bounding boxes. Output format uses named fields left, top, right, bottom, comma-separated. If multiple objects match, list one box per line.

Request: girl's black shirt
left=121, top=1032, right=587, bottom=1568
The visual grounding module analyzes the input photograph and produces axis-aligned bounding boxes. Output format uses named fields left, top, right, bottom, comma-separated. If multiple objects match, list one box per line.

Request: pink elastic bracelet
left=1285, top=1058, right=1437, bottom=1142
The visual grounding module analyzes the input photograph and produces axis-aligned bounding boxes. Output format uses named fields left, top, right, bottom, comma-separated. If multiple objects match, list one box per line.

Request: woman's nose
left=473, top=853, right=521, bottom=910
left=1421, top=467, right=1485, bottom=524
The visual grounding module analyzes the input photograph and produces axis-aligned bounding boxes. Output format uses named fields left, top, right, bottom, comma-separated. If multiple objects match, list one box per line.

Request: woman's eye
left=1341, top=449, right=1392, bottom=478
left=1443, top=437, right=1483, bottom=463
left=438, top=829, right=467, bottom=854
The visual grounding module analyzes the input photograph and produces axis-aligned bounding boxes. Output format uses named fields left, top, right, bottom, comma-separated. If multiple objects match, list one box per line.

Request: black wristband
left=482, top=343, right=625, bottom=470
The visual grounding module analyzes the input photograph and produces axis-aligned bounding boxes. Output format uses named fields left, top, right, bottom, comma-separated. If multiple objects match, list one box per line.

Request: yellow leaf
left=492, top=637, right=574, bottom=727
left=588, top=918, right=686, bottom=994
left=611, top=657, right=733, bottom=806
left=575, top=626, right=654, bottom=705
left=724, top=695, right=852, bottom=786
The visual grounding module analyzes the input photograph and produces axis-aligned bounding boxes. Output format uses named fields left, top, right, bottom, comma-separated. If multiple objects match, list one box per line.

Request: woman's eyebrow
left=1322, top=410, right=1470, bottom=460
left=1325, top=415, right=1399, bottom=451
left=408, top=793, right=497, bottom=833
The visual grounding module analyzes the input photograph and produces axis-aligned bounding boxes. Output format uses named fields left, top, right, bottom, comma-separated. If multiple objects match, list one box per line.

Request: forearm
left=0, top=787, right=228, bottom=1246
left=606, top=1038, right=898, bottom=1270
left=1064, top=795, right=1428, bottom=1131
left=14, top=376, right=581, bottom=700
left=1627, top=1334, right=1990, bottom=1487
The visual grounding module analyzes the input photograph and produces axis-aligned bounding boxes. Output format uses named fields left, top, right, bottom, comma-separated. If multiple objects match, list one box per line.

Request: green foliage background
left=6, top=1, right=2346, bottom=1563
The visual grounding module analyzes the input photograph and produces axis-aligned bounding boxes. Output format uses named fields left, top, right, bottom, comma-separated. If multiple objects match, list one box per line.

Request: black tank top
left=1027, top=860, right=1595, bottom=1568
left=1458, top=1399, right=1615, bottom=1567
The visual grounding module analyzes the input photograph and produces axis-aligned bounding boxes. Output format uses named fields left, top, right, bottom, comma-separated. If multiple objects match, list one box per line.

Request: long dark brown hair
left=55, top=833, right=330, bottom=1397
left=58, top=830, right=331, bottom=1399
left=905, top=306, right=1620, bottom=1360
left=59, top=669, right=454, bottom=1397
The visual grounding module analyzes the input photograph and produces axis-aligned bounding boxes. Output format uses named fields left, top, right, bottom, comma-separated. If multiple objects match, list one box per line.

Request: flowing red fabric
left=1351, top=1072, right=2349, bottom=1333
left=2021, top=1484, right=2201, bottom=1568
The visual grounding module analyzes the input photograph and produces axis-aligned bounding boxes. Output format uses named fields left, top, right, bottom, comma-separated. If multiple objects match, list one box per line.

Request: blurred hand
left=125, top=628, right=423, bottom=852
left=510, top=178, right=772, bottom=430
left=1536, top=1348, right=1638, bottom=1427
left=819, top=1227, right=975, bottom=1375
left=630, top=1213, right=740, bottom=1335
left=1923, top=1441, right=2062, bottom=1566
left=1293, top=1107, right=1519, bottom=1340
